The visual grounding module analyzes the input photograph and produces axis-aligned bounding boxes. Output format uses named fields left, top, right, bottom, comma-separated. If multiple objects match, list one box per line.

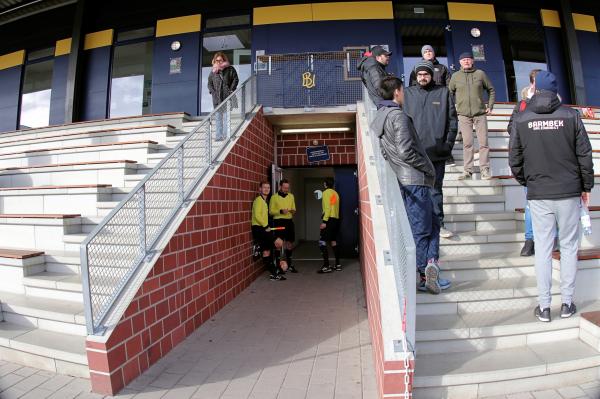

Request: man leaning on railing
left=370, top=76, right=449, bottom=295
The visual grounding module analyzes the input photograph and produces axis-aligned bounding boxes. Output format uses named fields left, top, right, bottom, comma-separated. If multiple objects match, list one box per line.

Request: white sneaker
left=440, top=227, right=454, bottom=238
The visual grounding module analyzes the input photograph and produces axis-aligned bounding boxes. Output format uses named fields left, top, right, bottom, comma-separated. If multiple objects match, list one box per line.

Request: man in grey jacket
left=371, top=76, right=446, bottom=294
left=358, top=45, right=391, bottom=106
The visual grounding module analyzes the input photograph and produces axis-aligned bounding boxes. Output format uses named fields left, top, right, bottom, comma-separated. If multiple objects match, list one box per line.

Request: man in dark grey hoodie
left=371, top=76, right=448, bottom=294
left=358, top=45, right=391, bottom=106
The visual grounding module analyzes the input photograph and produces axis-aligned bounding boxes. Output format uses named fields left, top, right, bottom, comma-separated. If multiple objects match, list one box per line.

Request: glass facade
left=109, top=39, right=153, bottom=118
left=19, top=57, right=53, bottom=129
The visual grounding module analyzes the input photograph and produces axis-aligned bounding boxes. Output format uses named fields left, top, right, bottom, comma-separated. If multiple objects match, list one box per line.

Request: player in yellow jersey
left=269, top=179, right=297, bottom=273
left=317, top=178, right=342, bottom=273
left=252, top=181, right=287, bottom=281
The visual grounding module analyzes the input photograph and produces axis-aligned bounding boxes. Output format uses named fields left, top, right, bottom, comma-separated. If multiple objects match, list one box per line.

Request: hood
left=371, top=101, right=400, bottom=138
left=357, top=56, right=381, bottom=72
left=528, top=90, right=562, bottom=114
left=461, top=67, right=477, bottom=73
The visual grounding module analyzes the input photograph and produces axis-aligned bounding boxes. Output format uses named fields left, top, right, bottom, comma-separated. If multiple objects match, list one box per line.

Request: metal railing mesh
left=81, top=76, right=257, bottom=335
left=362, top=87, right=416, bottom=351
left=256, top=50, right=365, bottom=108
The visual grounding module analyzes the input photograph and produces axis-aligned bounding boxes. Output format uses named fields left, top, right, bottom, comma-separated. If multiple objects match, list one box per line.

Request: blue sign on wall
left=306, top=145, right=330, bottom=163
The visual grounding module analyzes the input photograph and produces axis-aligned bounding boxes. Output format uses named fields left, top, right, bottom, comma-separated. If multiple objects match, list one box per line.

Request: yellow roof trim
left=541, top=10, right=561, bottom=28
left=84, top=29, right=113, bottom=50
left=312, top=2, right=393, bottom=21
left=253, top=4, right=313, bottom=25
left=0, top=50, right=25, bottom=70
left=572, top=13, right=597, bottom=33
left=156, top=14, right=201, bottom=37
left=447, top=2, right=496, bottom=22
left=55, top=38, right=72, bottom=56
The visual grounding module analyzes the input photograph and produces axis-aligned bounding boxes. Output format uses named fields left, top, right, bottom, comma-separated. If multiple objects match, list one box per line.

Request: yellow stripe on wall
left=447, top=2, right=496, bottom=22
left=572, top=13, right=597, bottom=33
left=540, top=10, right=561, bottom=28
left=253, top=4, right=313, bottom=25
left=312, top=2, right=393, bottom=21
left=156, top=14, right=201, bottom=37
left=0, top=50, right=25, bottom=70
left=84, top=29, right=113, bottom=50
left=55, top=38, right=72, bottom=56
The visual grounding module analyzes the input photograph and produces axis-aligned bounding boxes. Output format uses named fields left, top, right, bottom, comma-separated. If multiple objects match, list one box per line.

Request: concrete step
left=415, top=300, right=600, bottom=355
left=416, top=276, right=557, bottom=315
left=0, top=321, right=88, bottom=377
left=443, top=219, right=517, bottom=234
left=443, top=202, right=505, bottom=214
left=439, top=252, right=534, bottom=281
left=0, top=140, right=160, bottom=169
left=413, top=339, right=600, bottom=398
left=0, top=291, right=85, bottom=336
left=0, top=160, right=139, bottom=188
left=22, top=272, right=83, bottom=303
left=0, top=185, right=113, bottom=215
left=439, top=229, right=524, bottom=255
left=44, top=250, right=81, bottom=275
left=0, top=216, right=83, bottom=252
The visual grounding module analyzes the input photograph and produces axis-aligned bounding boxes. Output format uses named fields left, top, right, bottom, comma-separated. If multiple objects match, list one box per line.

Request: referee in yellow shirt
left=318, top=178, right=341, bottom=274
left=269, top=179, right=297, bottom=273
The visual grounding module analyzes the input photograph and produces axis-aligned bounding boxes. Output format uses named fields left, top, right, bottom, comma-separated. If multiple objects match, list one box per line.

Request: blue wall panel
left=81, top=47, right=111, bottom=121
left=543, top=28, right=571, bottom=105
left=152, top=32, right=200, bottom=115
left=577, top=31, right=600, bottom=106
left=252, top=20, right=401, bottom=77
left=49, top=55, right=69, bottom=125
left=450, top=21, right=508, bottom=102
left=0, top=66, right=22, bottom=132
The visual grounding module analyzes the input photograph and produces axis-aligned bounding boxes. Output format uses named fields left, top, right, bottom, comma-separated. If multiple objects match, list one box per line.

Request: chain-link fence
left=81, top=76, right=257, bottom=335
left=362, top=87, right=416, bottom=352
left=256, top=50, right=365, bottom=108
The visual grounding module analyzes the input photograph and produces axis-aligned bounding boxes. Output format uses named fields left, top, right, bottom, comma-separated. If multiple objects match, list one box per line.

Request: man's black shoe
left=560, top=302, right=576, bottom=318
left=534, top=305, right=551, bottom=322
left=288, top=265, right=298, bottom=273
left=520, top=239, right=534, bottom=257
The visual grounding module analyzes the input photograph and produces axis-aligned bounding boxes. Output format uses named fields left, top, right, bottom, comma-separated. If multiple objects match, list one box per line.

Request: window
left=20, top=47, right=54, bottom=129
left=201, top=15, right=251, bottom=113
left=109, top=28, right=154, bottom=118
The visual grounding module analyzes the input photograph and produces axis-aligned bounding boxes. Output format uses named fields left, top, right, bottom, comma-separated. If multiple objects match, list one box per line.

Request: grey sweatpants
left=529, top=197, right=580, bottom=309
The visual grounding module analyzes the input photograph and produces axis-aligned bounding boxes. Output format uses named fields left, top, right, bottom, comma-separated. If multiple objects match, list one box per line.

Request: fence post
left=241, top=85, right=246, bottom=117
left=138, top=185, right=146, bottom=257
left=177, top=147, right=184, bottom=203
left=207, top=116, right=213, bottom=164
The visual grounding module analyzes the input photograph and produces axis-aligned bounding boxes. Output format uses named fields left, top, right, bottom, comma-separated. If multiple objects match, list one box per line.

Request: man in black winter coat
left=357, top=45, right=391, bottom=106
left=509, top=71, right=593, bottom=323
left=404, top=60, right=458, bottom=239
left=408, top=45, right=451, bottom=87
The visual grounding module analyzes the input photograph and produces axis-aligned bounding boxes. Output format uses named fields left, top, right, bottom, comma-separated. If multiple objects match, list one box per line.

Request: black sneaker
left=270, top=274, right=286, bottom=281
left=534, top=305, right=551, bottom=322
left=520, top=239, right=534, bottom=257
left=560, top=302, right=576, bottom=318
left=288, top=265, right=298, bottom=273
left=317, top=266, right=332, bottom=274
left=335, top=264, right=342, bottom=271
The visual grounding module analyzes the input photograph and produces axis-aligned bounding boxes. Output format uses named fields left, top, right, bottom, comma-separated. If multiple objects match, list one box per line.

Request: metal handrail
left=362, top=87, right=417, bottom=351
left=81, top=75, right=257, bottom=335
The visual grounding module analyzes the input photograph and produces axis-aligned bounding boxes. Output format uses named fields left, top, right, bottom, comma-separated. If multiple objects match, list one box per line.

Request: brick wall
left=356, top=114, right=413, bottom=398
left=86, top=109, right=275, bottom=395
left=277, top=131, right=356, bottom=167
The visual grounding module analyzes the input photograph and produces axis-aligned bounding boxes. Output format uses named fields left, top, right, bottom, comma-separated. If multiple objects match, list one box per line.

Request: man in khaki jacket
left=449, top=52, right=496, bottom=180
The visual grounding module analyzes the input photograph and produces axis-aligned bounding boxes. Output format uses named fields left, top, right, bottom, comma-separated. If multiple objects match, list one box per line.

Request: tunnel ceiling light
left=280, top=127, right=351, bottom=133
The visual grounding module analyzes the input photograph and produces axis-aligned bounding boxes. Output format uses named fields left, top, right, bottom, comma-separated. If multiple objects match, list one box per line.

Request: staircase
left=412, top=104, right=600, bottom=397
left=0, top=113, right=200, bottom=377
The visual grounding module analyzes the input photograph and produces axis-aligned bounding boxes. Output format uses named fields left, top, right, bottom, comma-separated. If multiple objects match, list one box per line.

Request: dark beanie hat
left=414, top=60, right=434, bottom=76
left=535, top=71, right=558, bottom=94
left=459, top=52, right=474, bottom=60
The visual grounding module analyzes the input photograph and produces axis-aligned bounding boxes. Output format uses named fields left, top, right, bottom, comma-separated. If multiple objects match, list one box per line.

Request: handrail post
left=177, top=147, right=184, bottom=203
left=138, top=185, right=146, bottom=257
left=80, top=244, right=95, bottom=334
left=241, top=85, right=246, bottom=117
left=208, top=115, right=213, bottom=164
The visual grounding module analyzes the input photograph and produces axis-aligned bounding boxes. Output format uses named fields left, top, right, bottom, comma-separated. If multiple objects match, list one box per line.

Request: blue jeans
left=400, top=184, right=440, bottom=274
left=431, top=161, right=446, bottom=228
left=524, top=187, right=533, bottom=240
left=214, top=108, right=228, bottom=141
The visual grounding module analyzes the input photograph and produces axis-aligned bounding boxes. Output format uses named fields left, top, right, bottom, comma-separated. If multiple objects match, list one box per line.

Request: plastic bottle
left=580, top=205, right=592, bottom=236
